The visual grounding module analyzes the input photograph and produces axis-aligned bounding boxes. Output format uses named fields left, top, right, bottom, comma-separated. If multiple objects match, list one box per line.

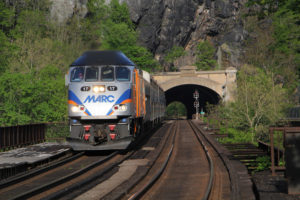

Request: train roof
left=70, top=51, right=135, bottom=66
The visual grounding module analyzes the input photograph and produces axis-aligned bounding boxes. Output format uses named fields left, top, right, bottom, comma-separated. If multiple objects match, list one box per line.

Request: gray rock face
left=50, top=0, right=88, bottom=23
left=50, top=0, right=247, bottom=68
left=123, top=0, right=248, bottom=68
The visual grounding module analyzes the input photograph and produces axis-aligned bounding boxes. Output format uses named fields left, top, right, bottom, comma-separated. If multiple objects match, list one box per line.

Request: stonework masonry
left=152, top=66, right=237, bottom=102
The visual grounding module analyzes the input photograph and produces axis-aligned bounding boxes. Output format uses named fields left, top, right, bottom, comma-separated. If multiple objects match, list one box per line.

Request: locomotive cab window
left=101, top=66, right=114, bottom=81
left=85, top=67, right=98, bottom=82
left=116, top=67, right=130, bottom=81
left=70, top=67, right=85, bottom=82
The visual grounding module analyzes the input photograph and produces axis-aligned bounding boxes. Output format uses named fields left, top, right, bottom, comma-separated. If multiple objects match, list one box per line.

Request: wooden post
left=270, top=128, right=275, bottom=176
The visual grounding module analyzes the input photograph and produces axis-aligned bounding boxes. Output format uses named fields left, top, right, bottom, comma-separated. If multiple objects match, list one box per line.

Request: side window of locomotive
left=85, top=67, right=98, bottom=82
left=101, top=66, right=114, bottom=81
left=116, top=67, right=130, bottom=81
left=70, top=67, right=85, bottom=82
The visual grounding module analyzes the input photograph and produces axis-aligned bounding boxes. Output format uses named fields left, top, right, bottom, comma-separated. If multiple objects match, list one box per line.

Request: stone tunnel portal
left=165, top=84, right=221, bottom=119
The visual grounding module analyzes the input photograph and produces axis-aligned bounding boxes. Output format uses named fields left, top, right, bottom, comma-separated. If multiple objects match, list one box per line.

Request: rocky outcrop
left=124, top=0, right=248, bottom=68
left=50, top=0, right=88, bottom=23
left=50, top=0, right=248, bottom=69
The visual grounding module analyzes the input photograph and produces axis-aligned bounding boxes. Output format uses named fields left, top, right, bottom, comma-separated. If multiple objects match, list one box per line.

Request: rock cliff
left=50, top=0, right=88, bottom=23
left=50, top=0, right=248, bottom=69
left=124, top=0, right=248, bottom=68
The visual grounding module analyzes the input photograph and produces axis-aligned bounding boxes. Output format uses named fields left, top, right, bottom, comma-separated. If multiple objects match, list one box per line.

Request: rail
left=188, top=121, right=214, bottom=200
left=0, top=124, right=45, bottom=151
left=191, top=120, right=255, bottom=200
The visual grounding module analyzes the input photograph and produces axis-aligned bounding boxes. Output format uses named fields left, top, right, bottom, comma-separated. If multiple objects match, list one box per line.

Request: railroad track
left=0, top=147, right=72, bottom=180
left=0, top=121, right=256, bottom=200
left=0, top=122, right=173, bottom=200
left=125, top=120, right=231, bottom=200
left=0, top=150, right=126, bottom=200
left=0, top=151, right=83, bottom=190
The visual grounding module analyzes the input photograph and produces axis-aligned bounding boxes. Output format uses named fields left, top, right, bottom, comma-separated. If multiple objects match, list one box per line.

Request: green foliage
left=212, top=1, right=298, bottom=144
left=11, top=10, right=48, bottom=39
left=255, top=156, right=271, bottom=171
left=0, top=72, right=32, bottom=125
left=218, top=128, right=253, bottom=144
left=0, top=31, right=11, bottom=72
left=101, top=21, right=137, bottom=49
left=272, top=0, right=300, bottom=73
left=30, top=66, right=67, bottom=122
left=124, top=45, right=160, bottom=72
left=0, top=2, right=15, bottom=73
left=99, top=0, right=158, bottom=72
left=165, top=46, right=186, bottom=63
left=164, top=46, right=186, bottom=71
left=108, top=0, right=135, bottom=30
left=195, top=41, right=217, bottom=70
left=0, top=1, right=14, bottom=31
left=81, top=0, right=108, bottom=47
left=208, top=65, right=290, bottom=142
left=0, top=66, right=66, bottom=126
left=166, top=102, right=187, bottom=118
left=245, top=0, right=300, bottom=92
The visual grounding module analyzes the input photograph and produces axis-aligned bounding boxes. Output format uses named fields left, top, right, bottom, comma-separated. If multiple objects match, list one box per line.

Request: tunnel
left=165, top=84, right=221, bottom=119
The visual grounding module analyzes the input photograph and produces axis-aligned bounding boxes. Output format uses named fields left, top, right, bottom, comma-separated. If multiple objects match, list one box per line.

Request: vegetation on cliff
left=0, top=0, right=157, bottom=126
left=208, top=0, right=299, bottom=143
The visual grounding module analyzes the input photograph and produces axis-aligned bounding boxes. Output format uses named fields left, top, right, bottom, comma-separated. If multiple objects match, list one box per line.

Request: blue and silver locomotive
left=65, top=51, right=165, bottom=150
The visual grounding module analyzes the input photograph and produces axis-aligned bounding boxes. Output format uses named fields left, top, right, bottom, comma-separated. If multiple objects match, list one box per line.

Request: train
left=65, top=51, right=165, bottom=150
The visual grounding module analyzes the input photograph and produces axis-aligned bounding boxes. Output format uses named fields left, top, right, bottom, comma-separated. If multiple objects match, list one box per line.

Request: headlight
left=71, top=106, right=80, bottom=112
left=93, top=85, right=105, bottom=93
left=113, top=104, right=127, bottom=111
left=71, top=105, right=84, bottom=112
left=119, top=104, right=127, bottom=111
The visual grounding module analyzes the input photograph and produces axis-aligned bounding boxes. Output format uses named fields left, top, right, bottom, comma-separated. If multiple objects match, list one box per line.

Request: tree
left=100, top=0, right=158, bottom=72
left=0, top=72, right=32, bottom=125
left=124, top=45, right=160, bottom=72
left=0, top=66, right=66, bottom=126
left=29, top=66, right=67, bottom=122
left=273, top=0, right=300, bottom=75
left=164, top=46, right=186, bottom=71
left=166, top=102, right=187, bottom=118
left=244, top=0, right=299, bottom=95
left=195, top=41, right=217, bottom=70
left=108, top=0, right=134, bottom=30
left=101, top=21, right=137, bottom=49
left=0, top=1, right=14, bottom=32
left=209, top=65, right=290, bottom=142
left=0, top=1, right=14, bottom=73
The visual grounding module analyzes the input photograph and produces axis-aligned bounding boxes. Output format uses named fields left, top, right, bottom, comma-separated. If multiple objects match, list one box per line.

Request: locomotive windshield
left=116, top=66, right=130, bottom=81
left=70, top=66, right=131, bottom=82
left=70, top=67, right=84, bottom=82
left=101, top=66, right=114, bottom=81
left=85, top=67, right=99, bottom=82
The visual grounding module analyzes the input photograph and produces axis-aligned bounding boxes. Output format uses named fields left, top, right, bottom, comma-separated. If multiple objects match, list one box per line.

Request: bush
left=218, top=128, right=253, bottom=144
left=195, top=41, right=217, bottom=70
left=255, top=156, right=271, bottom=172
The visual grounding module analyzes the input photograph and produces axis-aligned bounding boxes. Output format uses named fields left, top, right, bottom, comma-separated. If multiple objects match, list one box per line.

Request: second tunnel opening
left=165, top=84, right=221, bottom=119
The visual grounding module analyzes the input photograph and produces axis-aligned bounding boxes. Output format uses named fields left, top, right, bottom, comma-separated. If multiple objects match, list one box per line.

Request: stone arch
left=159, top=77, right=223, bottom=98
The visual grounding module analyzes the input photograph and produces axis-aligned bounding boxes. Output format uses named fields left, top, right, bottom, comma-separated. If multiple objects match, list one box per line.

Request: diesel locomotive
left=65, top=51, right=165, bottom=150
